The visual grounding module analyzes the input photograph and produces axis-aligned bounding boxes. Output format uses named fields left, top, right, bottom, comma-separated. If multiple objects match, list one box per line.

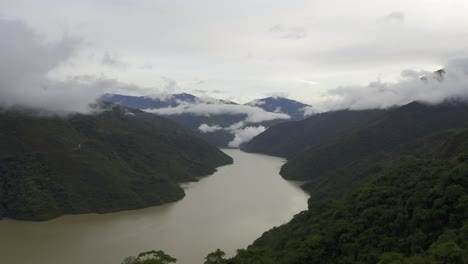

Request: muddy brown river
left=0, top=149, right=309, bottom=264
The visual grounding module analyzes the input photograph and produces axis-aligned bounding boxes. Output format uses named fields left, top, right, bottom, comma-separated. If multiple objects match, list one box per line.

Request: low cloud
left=270, top=24, right=306, bottom=40
left=0, top=18, right=175, bottom=115
left=302, top=106, right=316, bottom=117
left=265, top=92, right=289, bottom=98
left=246, top=99, right=265, bottom=106
left=0, top=18, right=119, bottom=115
left=198, top=120, right=266, bottom=147
left=385, top=11, right=405, bottom=23
left=315, top=58, right=468, bottom=111
left=198, top=124, right=223, bottom=133
left=146, top=103, right=291, bottom=123
left=102, top=51, right=127, bottom=68
left=228, top=126, right=266, bottom=148
left=161, top=76, right=179, bottom=93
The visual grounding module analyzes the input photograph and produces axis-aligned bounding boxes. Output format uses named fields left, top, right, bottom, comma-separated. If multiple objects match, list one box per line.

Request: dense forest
left=227, top=128, right=468, bottom=263
left=243, top=109, right=386, bottom=158
left=246, top=101, right=468, bottom=203
left=0, top=104, right=232, bottom=221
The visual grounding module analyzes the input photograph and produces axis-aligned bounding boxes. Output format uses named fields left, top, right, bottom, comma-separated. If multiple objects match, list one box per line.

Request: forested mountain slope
left=0, top=104, right=232, bottom=220
left=243, top=109, right=386, bottom=158
left=229, top=128, right=468, bottom=264
left=280, top=101, right=468, bottom=201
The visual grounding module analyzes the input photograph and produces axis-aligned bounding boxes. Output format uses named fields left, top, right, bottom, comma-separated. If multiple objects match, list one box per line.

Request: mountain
left=102, top=93, right=236, bottom=110
left=243, top=109, right=386, bottom=158
left=102, top=94, right=307, bottom=147
left=101, top=93, right=199, bottom=109
left=246, top=97, right=310, bottom=120
left=280, top=101, right=468, bottom=201
left=228, top=128, right=468, bottom=264
left=0, top=104, right=232, bottom=221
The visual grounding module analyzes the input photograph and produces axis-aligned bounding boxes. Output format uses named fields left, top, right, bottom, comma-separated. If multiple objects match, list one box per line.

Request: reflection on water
left=0, top=149, right=309, bottom=264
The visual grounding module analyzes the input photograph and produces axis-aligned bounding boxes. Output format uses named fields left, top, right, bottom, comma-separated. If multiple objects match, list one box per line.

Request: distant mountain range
left=102, top=93, right=311, bottom=147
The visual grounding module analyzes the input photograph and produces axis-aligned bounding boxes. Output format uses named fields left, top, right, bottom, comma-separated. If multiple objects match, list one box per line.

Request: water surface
left=0, top=149, right=309, bottom=264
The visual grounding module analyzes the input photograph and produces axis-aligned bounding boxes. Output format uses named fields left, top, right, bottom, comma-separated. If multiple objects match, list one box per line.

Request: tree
left=205, top=249, right=227, bottom=264
left=121, top=256, right=137, bottom=264
left=121, top=250, right=177, bottom=264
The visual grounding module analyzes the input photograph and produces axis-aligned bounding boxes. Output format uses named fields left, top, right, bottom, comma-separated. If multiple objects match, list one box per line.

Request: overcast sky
left=1, top=0, right=468, bottom=107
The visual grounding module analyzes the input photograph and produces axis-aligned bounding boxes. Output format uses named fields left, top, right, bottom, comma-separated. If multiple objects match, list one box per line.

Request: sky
left=1, top=0, right=468, bottom=112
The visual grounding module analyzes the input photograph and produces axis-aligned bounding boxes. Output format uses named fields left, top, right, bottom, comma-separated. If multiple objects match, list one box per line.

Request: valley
left=0, top=150, right=309, bottom=264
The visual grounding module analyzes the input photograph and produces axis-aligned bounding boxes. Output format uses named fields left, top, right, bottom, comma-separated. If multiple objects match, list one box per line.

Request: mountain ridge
left=102, top=93, right=311, bottom=147
left=0, top=103, right=232, bottom=221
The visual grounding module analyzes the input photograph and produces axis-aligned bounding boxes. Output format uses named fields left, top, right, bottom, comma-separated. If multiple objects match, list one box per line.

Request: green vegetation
left=122, top=250, right=177, bottom=264
left=115, top=105, right=468, bottom=263
left=226, top=128, right=468, bottom=263
left=278, top=101, right=468, bottom=202
left=243, top=109, right=386, bottom=158
left=204, top=249, right=228, bottom=264
left=0, top=104, right=232, bottom=220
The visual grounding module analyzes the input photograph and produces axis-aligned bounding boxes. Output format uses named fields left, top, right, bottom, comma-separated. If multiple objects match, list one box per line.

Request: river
left=0, top=149, right=309, bottom=264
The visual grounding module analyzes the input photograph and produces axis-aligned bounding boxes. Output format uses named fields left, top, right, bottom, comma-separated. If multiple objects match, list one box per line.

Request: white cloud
left=302, top=106, right=316, bottom=117
left=0, top=18, right=147, bottom=115
left=270, top=24, right=306, bottom=40
left=146, top=103, right=291, bottom=123
left=198, top=124, right=223, bottom=133
left=312, top=58, right=468, bottom=112
left=0, top=18, right=98, bottom=114
left=246, top=99, right=265, bottom=106
left=385, top=11, right=405, bottom=23
left=198, top=119, right=266, bottom=147
left=228, top=126, right=266, bottom=148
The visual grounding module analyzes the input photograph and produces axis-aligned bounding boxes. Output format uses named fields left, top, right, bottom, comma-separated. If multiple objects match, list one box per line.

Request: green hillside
left=281, top=101, right=468, bottom=201
left=243, top=109, right=386, bottom=158
left=228, top=129, right=468, bottom=264
left=0, top=104, right=232, bottom=221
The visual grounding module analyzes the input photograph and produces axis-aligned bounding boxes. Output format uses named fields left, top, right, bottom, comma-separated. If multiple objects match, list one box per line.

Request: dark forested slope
left=229, top=129, right=468, bottom=264
left=243, top=109, right=386, bottom=158
left=280, top=101, right=468, bottom=201
left=0, top=104, right=232, bottom=220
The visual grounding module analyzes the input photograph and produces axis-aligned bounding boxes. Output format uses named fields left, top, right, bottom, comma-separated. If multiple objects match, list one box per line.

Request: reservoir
left=0, top=149, right=309, bottom=264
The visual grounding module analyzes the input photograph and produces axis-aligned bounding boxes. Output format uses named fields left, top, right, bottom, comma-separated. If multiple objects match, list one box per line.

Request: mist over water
left=0, top=149, right=309, bottom=264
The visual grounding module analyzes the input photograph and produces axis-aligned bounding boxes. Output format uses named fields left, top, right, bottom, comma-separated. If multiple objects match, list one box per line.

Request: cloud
left=265, top=92, right=289, bottom=98
left=228, top=126, right=266, bottom=148
left=246, top=99, right=265, bottom=107
left=0, top=18, right=98, bottom=114
left=102, top=51, right=126, bottom=68
left=269, top=24, right=306, bottom=40
left=146, top=103, right=291, bottom=123
left=0, top=18, right=156, bottom=115
left=161, top=76, right=179, bottom=93
left=385, top=11, right=405, bottom=23
left=198, top=120, right=266, bottom=147
left=192, top=88, right=224, bottom=95
left=140, top=62, right=153, bottom=70
left=198, top=124, right=223, bottom=133
left=302, top=106, right=316, bottom=117
left=313, top=58, right=468, bottom=111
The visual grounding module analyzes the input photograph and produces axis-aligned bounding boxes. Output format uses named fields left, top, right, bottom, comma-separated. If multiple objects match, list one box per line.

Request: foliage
left=280, top=101, right=468, bottom=202
left=228, top=128, right=468, bottom=263
left=0, top=104, right=232, bottom=220
left=122, top=250, right=177, bottom=264
left=243, top=109, right=386, bottom=158
left=204, top=249, right=228, bottom=264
